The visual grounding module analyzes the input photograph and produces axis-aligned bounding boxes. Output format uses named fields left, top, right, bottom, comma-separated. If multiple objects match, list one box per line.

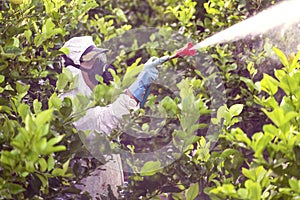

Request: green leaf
left=262, top=107, right=297, bottom=127
left=122, top=57, right=142, bottom=87
left=260, top=74, right=279, bottom=95
left=62, top=67, right=73, bottom=80
left=5, top=183, right=25, bottom=195
left=17, top=103, right=30, bottom=122
left=51, top=168, right=64, bottom=176
left=59, top=46, right=70, bottom=55
left=60, top=97, right=72, bottom=117
left=290, top=50, right=300, bottom=71
left=35, top=109, right=53, bottom=128
left=185, top=183, right=199, bottom=200
left=238, top=188, right=248, bottom=198
left=1, top=151, right=16, bottom=168
left=242, top=166, right=267, bottom=183
left=289, top=179, right=300, bottom=192
left=36, top=138, right=47, bottom=152
left=52, top=159, right=70, bottom=177
left=16, top=81, right=30, bottom=95
left=279, top=74, right=298, bottom=95
left=62, top=159, right=70, bottom=172
left=56, top=73, right=69, bottom=91
left=49, top=93, right=62, bottom=109
left=255, top=166, right=268, bottom=183
left=44, top=135, right=66, bottom=154
left=2, top=46, right=21, bottom=59
left=0, top=105, right=12, bottom=113
left=0, top=75, right=4, bottom=83
left=240, top=77, right=254, bottom=90
left=261, top=108, right=282, bottom=127
left=11, top=133, right=25, bottom=151
left=229, top=104, right=244, bottom=117
left=25, top=161, right=35, bottom=172
left=18, top=55, right=30, bottom=62
left=33, top=99, right=42, bottom=114
left=39, top=158, right=48, bottom=172
left=226, top=63, right=237, bottom=72
left=231, top=128, right=251, bottom=146
left=242, top=168, right=255, bottom=181
left=274, top=69, right=286, bottom=80
left=211, top=118, right=219, bottom=124
left=24, top=29, right=32, bottom=42
left=216, top=105, right=227, bottom=121
left=210, top=183, right=238, bottom=197
left=246, top=61, right=257, bottom=77
left=263, top=124, right=278, bottom=136
left=4, top=84, right=14, bottom=91
left=251, top=132, right=273, bottom=158
left=245, top=180, right=262, bottom=200
left=220, top=149, right=240, bottom=158
left=273, top=47, right=289, bottom=67
left=261, top=96, right=278, bottom=109
left=48, top=135, right=65, bottom=146
left=73, top=94, right=89, bottom=111
left=47, top=155, right=55, bottom=171
left=114, top=8, right=128, bottom=22
left=161, top=96, right=178, bottom=114
left=34, top=18, right=64, bottom=46
left=35, top=173, right=48, bottom=188
left=140, top=161, right=161, bottom=176
left=282, top=111, right=298, bottom=126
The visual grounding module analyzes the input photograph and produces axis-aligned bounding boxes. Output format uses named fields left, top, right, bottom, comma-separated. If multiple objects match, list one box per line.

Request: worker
left=59, top=36, right=168, bottom=198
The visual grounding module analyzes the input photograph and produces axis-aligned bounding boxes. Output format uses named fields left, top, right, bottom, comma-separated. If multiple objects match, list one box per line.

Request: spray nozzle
left=159, top=42, right=197, bottom=64
left=175, top=42, right=196, bottom=57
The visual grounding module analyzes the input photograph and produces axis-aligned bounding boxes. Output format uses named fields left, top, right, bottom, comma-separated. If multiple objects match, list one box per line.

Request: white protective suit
left=60, top=36, right=139, bottom=198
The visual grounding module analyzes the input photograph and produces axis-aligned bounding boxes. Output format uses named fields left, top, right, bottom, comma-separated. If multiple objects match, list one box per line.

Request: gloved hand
left=128, top=56, right=169, bottom=102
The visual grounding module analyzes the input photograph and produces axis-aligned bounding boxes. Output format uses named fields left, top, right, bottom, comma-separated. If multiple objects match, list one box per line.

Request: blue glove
left=128, top=56, right=169, bottom=102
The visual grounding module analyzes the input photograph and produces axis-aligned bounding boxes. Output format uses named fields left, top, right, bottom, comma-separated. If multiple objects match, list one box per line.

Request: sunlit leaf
left=260, top=74, right=279, bottom=95
left=185, top=183, right=199, bottom=200
left=245, top=180, right=262, bottom=200
left=122, top=57, right=142, bottom=87
left=35, top=109, right=53, bottom=128
left=5, top=183, right=25, bottom=195
left=140, top=161, right=161, bottom=176
left=273, top=47, right=289, bottom=67
left=229, top=104, right=244, bottom=117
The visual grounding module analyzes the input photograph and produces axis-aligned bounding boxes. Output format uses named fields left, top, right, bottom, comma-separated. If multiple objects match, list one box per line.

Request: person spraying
left=60, top=36, right=168, bottom=197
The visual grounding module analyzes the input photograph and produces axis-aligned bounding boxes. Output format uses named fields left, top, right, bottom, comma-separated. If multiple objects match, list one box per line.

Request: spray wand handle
left=140, top=42, right=196, bottom=108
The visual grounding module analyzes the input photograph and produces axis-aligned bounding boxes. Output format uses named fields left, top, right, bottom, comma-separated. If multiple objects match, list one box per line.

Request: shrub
left=1, top=0, right=298, bottom=199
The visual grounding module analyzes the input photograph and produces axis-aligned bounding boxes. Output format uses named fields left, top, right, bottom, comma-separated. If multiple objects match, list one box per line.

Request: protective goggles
left=79, top=47, right=116, bottom=86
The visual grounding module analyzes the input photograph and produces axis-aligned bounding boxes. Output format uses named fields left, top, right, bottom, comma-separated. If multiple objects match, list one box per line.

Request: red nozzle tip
left=176, top=42, right=196, bottom=57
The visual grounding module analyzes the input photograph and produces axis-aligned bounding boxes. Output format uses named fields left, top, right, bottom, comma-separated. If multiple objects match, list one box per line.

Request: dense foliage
left=1, top=0, right=300, bottom=199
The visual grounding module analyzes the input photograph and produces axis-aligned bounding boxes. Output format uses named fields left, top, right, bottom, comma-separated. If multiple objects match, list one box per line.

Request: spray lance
left=140, top=42, right=197, bottom=107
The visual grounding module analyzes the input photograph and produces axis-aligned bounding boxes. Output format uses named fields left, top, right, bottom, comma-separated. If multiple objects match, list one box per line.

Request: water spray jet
left=191, top=0, right=300, bottom=50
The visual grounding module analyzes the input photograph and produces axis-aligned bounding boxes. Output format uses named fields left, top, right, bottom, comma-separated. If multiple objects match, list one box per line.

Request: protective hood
left=63, top=36, right=95, bottom=65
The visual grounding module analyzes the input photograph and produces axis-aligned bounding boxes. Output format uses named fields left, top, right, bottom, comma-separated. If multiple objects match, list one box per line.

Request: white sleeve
left=74, top=93, right=138, bottom=136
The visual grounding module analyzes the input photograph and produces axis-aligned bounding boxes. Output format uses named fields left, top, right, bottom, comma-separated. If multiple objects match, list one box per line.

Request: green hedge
left=1, top=0, right=299, bottom=199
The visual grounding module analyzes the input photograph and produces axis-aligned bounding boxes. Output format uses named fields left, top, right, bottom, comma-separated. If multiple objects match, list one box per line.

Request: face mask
left=61, top=47, right=116, bottom=88
left=81, top=57, right=106, bottom=86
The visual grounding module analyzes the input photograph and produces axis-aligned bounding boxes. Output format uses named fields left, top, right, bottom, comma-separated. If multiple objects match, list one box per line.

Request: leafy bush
left=0, top=0, right=133, bottom=198
left=1, top=0, right=299, bottom=199
left=206, top=48, right=300, bottom=200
